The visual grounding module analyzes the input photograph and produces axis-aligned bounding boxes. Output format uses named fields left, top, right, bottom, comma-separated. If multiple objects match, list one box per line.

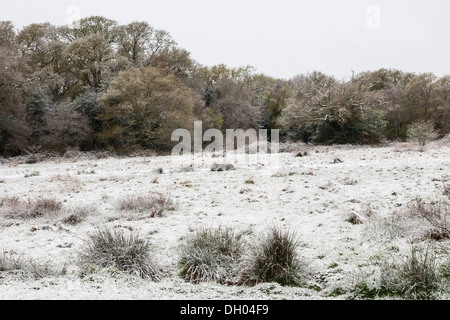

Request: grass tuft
left=79, top=225, right=160, bottom=280
left=118, top=193, right=176, bottom=219
left=239, top=225, right=306, bottom=286
left=178, top=225, right=244, bottom=285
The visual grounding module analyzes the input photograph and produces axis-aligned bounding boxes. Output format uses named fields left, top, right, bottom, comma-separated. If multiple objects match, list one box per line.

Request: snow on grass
left=0, top=140, right=449, bottom=299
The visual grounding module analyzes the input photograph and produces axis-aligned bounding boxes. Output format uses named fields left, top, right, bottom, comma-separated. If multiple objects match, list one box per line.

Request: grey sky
left=1, top=0, right=449, bottom=80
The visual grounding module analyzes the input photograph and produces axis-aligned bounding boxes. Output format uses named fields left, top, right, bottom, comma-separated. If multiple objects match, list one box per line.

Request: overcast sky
left=1, top=0, right=449, bottom=80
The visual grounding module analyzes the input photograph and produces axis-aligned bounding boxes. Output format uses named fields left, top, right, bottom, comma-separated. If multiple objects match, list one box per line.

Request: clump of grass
left=352, top=244, right=443, bottom=299
left=0, top=250, right=62, bottom=280
left=0, top=196, right=63, bottom=219
left=346, top=205, right=374, bottom=225
left=362, top=208, right=424, bottom=242
left=178, top=225, right=244, bottom=285
left=239, top=225, right=306, bottom=286
left=34, top=198, right=62, bottom=215
left=118, top=193, right=176, bottom=219
left=63, top=205, right=97, bottom=225
left=346, top=212, right=365, bottom=225
left=78, top=225, right=159, bottom=280
left=439, top=259, right=450, bottom=279
left=24, top=171, right=40, bottom=178
left=384, top=245, right=442, bottom=299
left=211, top=163, right=235, bottom=172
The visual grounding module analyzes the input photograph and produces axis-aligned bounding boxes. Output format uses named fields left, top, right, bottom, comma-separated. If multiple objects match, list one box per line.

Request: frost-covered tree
left=408, top=119, right=438, bottom=146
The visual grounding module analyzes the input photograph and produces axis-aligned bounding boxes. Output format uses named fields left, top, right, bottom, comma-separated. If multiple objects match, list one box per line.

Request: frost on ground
left=0, top=140, right=449, bottom=300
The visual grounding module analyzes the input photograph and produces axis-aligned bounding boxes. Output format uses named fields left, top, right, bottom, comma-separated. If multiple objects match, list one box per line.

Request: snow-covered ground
left=0, top=139, right=449, bottom=300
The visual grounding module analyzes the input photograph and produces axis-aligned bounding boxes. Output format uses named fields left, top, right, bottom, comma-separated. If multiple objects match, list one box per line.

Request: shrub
left=239, top=226, right=306, bottom=286
left=118, top=193, right=175, bottom=218
left=178, top=225, right=244, bottom=285
left=79, top=225, right=159, bottom=280
left=408, top=119, right=438, bottom=146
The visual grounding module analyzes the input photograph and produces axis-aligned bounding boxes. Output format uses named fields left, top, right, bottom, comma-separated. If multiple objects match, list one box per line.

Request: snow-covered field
left=0, top=139, right=449, bottom=300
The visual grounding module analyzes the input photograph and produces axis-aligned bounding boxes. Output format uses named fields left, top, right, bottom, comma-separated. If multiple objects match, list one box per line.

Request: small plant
left=239, top=225, right=306, bottom=286
left=178, top=225, right=244, bottom=285
left=118, top=193, right=176, bottom=219
left=79, top=225, right=159, bottom=280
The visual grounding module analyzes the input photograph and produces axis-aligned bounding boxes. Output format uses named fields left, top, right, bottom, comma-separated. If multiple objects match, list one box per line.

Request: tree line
left=1, top=16, right=449, bottom=156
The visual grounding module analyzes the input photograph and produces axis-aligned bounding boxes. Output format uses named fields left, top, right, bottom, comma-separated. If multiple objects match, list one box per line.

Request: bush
left=178, top=225, right=244, bottom=285
left=239, top=226, right=306, bottom=286
left=79, top=225, right=159, bottom=280
left=408, top=119, right=438, bottom=146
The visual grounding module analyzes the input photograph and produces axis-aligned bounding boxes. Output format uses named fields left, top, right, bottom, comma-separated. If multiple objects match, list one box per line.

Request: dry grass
left=0, top=249, right=63, bottom=280
left=407, top=177, right=450, bottom=241
left=62, top=205, right=97, bottom=225
left=0, top=196, right=64, bottom=219
left=118, top=193, right=176, bottom=219
left=50, top=174, right=83, bottom=192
